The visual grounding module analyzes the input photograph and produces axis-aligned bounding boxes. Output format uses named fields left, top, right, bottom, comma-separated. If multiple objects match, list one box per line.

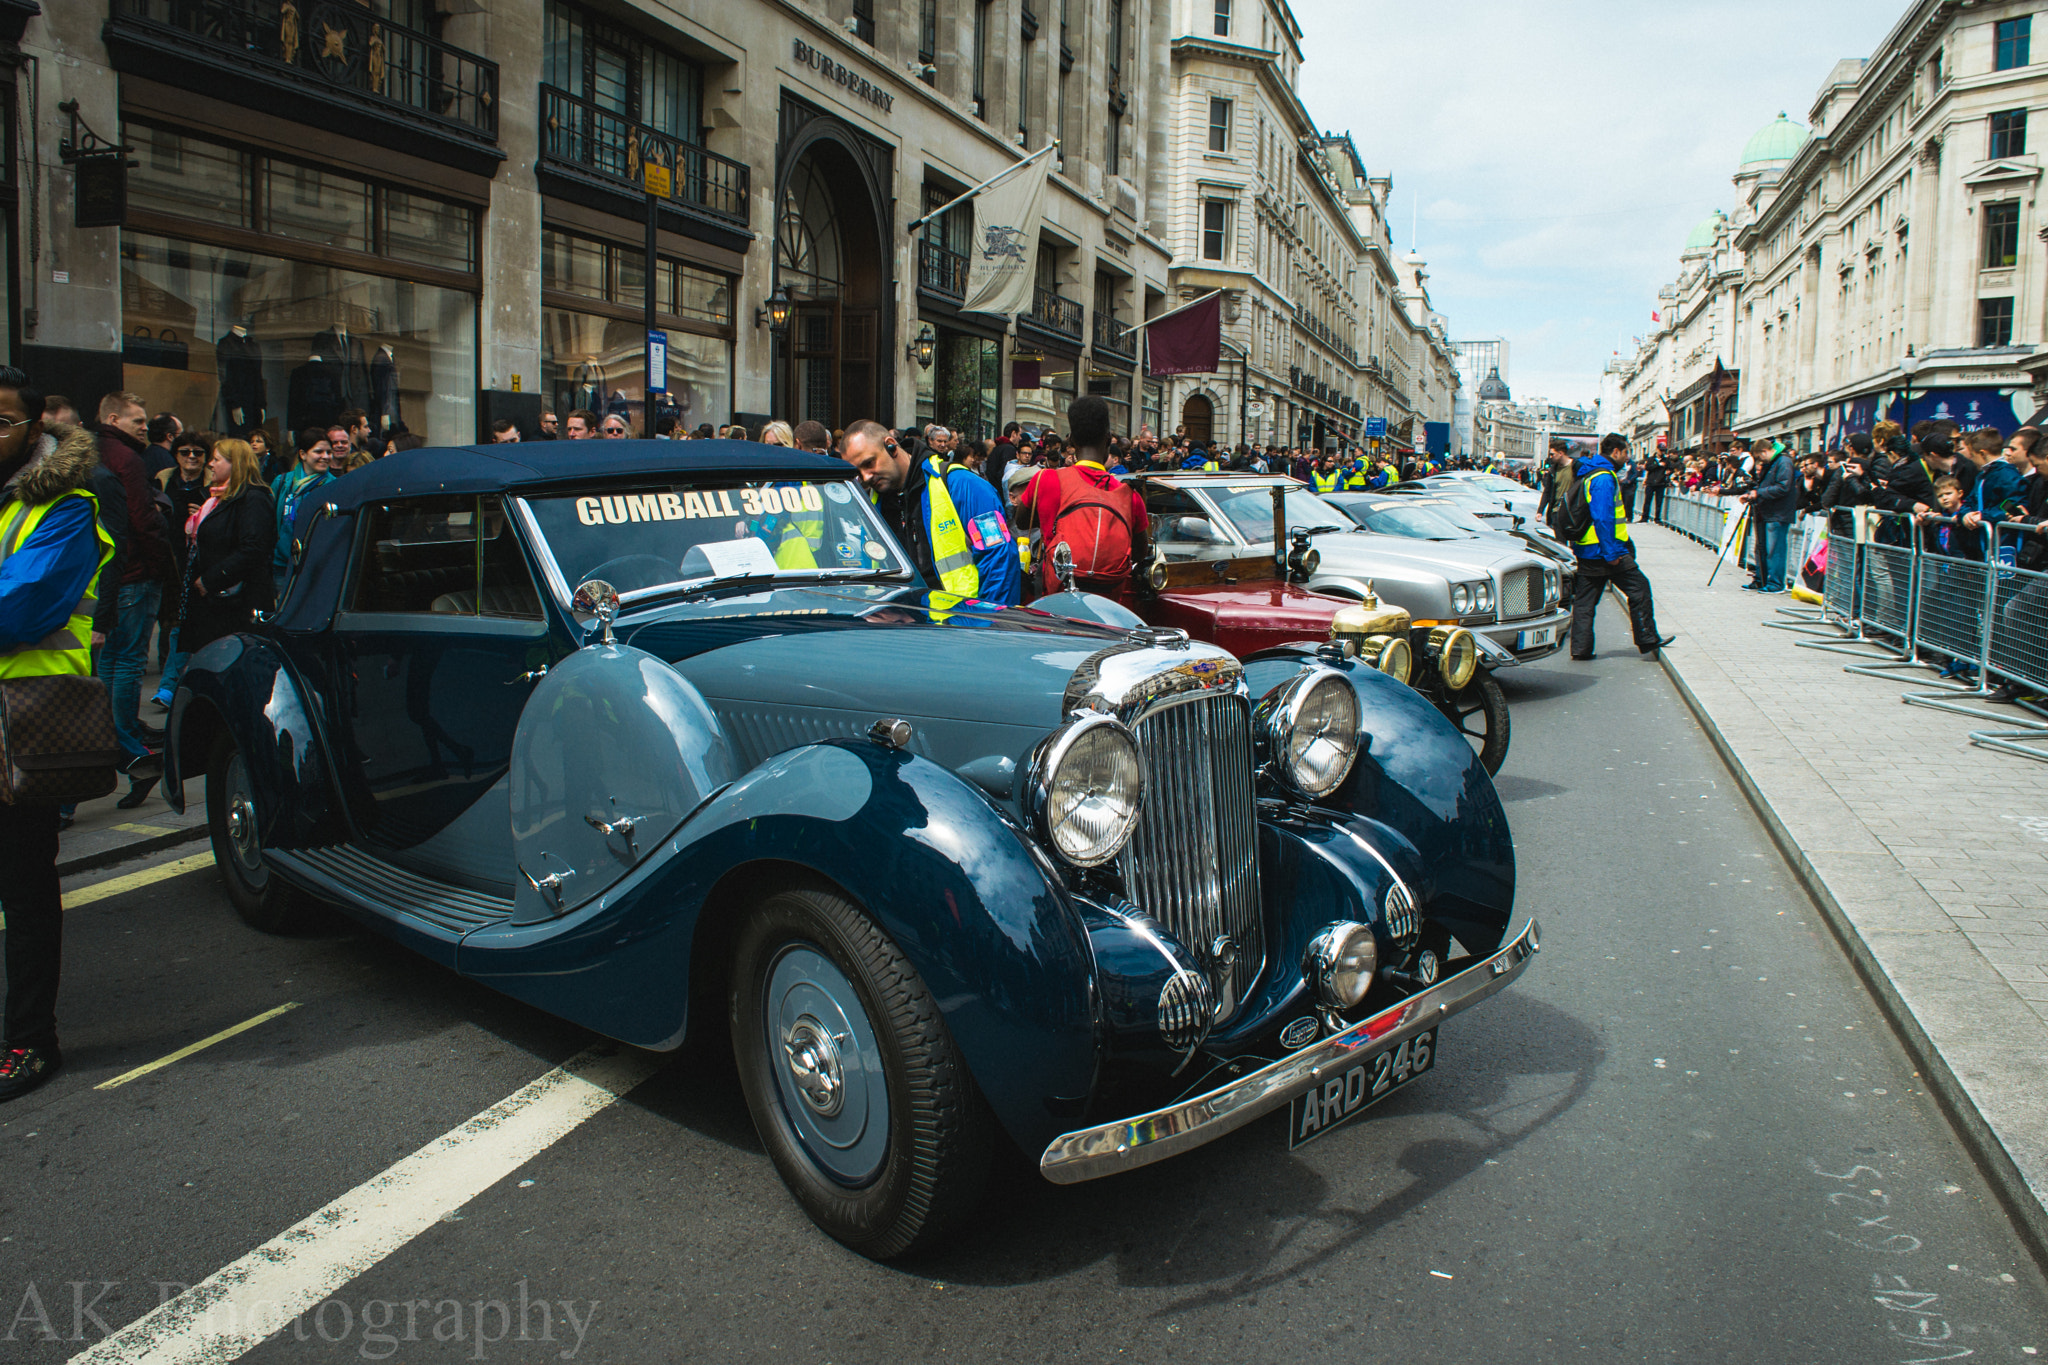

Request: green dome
left=1740, top=112, right=1809, bottom=166
left=1684, top=210, right=1727, bottom=253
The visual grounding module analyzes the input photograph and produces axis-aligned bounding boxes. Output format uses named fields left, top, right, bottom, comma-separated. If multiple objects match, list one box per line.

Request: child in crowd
left=1922, top=476, right=1981, bottom=559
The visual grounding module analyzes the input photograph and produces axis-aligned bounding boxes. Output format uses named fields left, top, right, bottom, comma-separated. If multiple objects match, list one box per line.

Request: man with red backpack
left=1019, top=395, right=1148, bottom=599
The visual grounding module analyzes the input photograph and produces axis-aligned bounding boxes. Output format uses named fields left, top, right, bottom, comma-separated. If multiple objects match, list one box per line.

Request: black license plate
left=1287, top=1028, right=1438, bottom=1150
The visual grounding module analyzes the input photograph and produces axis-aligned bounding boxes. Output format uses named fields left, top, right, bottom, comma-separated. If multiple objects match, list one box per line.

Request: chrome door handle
left=506, top=665, right=549, bottom=685
left=520, top=864, right=573, bottom=908
left=585, top=812, right=644, bottom=852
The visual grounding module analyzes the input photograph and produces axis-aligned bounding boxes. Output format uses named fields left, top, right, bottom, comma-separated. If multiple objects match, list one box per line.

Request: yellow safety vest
left=772, top=481, right=821, bottom=570
left=1574, top=468, right=1632, bottom=547
left=1202, top=460, right=1220, bottom=472
left=921, top=457, right=979, bottom=596
left=1342, top=469, right=1368, bottom=489
left=1384, top=467, right=1401, bottom=485
left=1311, top=470, right=1339, bottom=493
left=0, top=487, right=115, bottom=679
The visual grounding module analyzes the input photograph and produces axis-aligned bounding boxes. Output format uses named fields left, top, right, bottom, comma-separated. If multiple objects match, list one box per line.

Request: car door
left=328, top=494, right=561, bottom=887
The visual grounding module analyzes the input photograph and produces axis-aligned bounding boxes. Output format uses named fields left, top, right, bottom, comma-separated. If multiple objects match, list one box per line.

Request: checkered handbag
left=0, top=674, right=123, bottom=805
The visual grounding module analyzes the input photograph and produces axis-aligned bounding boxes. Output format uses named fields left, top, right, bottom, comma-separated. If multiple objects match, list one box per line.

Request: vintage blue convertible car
left=164, top=441, right=1538, bottom=1258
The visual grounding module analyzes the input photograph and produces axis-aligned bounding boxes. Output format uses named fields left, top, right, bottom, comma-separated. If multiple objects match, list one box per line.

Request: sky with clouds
left=1290, top=0, right=1903, bottom=410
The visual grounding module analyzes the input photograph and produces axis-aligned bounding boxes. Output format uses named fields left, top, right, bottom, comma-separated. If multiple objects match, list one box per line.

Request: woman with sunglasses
left=146, top=431, right=214, bottom=723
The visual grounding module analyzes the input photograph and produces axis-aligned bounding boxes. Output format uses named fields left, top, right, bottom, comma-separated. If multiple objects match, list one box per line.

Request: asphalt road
left=7, top=588, right=2048, bottom=1363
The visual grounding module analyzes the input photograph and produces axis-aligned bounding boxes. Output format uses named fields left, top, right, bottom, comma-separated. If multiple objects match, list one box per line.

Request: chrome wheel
left=208, top=734, right=307, bottom=933
left=765, top=945, right=888, bottom=1187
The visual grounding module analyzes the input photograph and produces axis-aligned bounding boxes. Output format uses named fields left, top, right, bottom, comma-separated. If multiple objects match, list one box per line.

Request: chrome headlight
left=1259, top=668, right=1361, bottom=798
left=1475, top=580, right=1495, bottom=613
left=1030, top=714, right=1144, bottom=867
left=1450, top=583, right=1471, bottom=614
left=1305, top=921, right=1378, bottom=1009
left=1429, top=626, right=1477, bottom=689
left=1544, top=567, right=1561, bottom=603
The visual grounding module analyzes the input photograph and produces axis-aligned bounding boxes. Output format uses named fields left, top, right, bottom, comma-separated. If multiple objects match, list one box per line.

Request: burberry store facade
left=15, top=0, right=1170, bottom=443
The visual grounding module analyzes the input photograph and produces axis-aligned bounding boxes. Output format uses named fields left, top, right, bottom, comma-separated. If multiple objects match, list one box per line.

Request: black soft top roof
left=318, top=439, right=855, bottom=513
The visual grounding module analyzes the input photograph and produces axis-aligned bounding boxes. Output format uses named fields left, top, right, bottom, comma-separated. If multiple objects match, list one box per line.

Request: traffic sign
left=647, top=330, right=668, bottom=394
left=1364, top=415, right=1387, bottom=439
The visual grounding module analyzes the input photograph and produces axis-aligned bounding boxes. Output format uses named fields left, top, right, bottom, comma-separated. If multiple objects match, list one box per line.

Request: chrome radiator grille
left=1502, top=567, right=1543, bottom=617
left=1118, top=692, right=1263, bottom=1017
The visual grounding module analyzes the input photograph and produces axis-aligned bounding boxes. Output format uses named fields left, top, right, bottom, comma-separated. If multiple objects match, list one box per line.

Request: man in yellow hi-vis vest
left=0, top=367, right=118, bottom=1101
left=843, top=420, right=1021, bottom=605
left=1568, top=432, right=1672, bottom=662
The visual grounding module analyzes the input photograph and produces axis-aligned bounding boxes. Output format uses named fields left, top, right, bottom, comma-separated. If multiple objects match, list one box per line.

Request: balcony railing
left=1025, top=286, right=1084, bottom=339
left=918, top=240, right=968, bottom=299
left=110, top=0, right=497, bottom=139
left=1093, top=312, right=1135, bottom=361
left=541, top=85, right=749, bottom=228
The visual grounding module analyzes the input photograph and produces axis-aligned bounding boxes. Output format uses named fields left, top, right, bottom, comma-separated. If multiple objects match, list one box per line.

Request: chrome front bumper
left=1482, top=606, right=1570, bottom=660
left=1039, top=917, right=1541, bottom=1184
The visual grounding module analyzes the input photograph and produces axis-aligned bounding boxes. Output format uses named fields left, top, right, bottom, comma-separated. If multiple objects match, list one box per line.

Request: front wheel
left=1441, top=670, right=1511, bottom=776
left=206, top=734, right=311, bottom=933
left=730, top=887, right=993, bottom=1259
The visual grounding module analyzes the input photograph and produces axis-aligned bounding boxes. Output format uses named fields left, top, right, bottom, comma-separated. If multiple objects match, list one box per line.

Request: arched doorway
left=1181, top=393, right=1213, bottom=444
left=776, top=138, right=885, bottom=429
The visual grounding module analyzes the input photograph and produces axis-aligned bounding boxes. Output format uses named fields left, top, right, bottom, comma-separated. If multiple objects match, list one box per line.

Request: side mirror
left=572, top=578, right=620, bottom=646
left=1171, top=516, right=1222, bottom=543
left=1051, top=540, right=1076, bottom=592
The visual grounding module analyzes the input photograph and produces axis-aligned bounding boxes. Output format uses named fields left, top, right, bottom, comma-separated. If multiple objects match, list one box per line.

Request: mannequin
left=288, top=343, right=346, bottom=432
left=370, top=343, right=401, bottom=435
left=215, top=322, right=265, bottom=436
left=310, top=321, right=372, bottom=411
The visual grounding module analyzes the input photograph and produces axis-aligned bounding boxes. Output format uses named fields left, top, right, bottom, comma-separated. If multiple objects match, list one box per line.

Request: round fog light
left=1305, top=921, right=1378, bottom=1009
left=1430, top=626, right=1477, bottom=690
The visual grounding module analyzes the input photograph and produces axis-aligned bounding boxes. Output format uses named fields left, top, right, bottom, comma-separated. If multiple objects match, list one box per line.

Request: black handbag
left=0, top=674, right=122, bottom=805
left=124, top=327, right=191, bottom=371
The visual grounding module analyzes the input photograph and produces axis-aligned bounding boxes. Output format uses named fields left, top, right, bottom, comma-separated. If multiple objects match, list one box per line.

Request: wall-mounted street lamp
left=909, top=321, right=936, bottom=370
left=757, top=285, right=792, bottom=332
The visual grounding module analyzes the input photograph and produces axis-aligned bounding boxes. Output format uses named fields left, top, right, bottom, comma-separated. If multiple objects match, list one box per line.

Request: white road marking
left=71, top=1046, right=662, bottom=1363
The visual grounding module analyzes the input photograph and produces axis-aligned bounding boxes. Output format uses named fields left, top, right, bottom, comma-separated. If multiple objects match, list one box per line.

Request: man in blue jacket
left=1570, top=434, right=1673, bottom=660
left=1740, top=437, right=1800, bottom=591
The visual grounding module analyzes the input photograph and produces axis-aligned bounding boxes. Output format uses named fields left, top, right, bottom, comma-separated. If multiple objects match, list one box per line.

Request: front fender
left=165, top=633, right=349, bottom=849
left=1243, top=649, right=1515, bottom=954
left=458, top=740, right=1099, bottom=1157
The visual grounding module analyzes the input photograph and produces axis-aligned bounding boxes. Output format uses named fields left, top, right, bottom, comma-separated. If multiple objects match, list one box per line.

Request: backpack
left=1046, top=467, right=1134, bottom=584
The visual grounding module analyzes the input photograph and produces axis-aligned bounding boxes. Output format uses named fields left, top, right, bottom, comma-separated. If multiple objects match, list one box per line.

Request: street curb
left=57, top=823, right=208, bottom=880
left=1654, top=643, right=2048, bottom=1273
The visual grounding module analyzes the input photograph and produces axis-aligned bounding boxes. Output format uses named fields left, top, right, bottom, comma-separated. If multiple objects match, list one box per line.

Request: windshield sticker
left=824, top=483, right=855, bottom=504
left=574, top=485, right=827, bottom=526
left=684, top=537, right=780, bottom=578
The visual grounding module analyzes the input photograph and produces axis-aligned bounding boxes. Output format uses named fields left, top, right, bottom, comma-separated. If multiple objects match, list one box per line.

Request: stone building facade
left=12, top=0, right=1184, bottom=443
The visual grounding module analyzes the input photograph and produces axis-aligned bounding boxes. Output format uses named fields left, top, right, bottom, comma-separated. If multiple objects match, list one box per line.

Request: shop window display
left=120, top=233, right=477, bottom=446
left=1013, top=361, right=1078, bottom=436
left=913, top=329, right=997, bottom=439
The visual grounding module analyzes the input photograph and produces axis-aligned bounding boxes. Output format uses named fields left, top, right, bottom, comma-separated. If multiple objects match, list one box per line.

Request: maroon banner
left=1012, top=359, right=1041, bottom=389
left=1145, top=293, right=1222, bottom=376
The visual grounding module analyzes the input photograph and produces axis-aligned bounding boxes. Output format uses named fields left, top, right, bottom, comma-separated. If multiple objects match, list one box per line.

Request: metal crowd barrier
left=1650, top=489, right=1734, bottom=549
left=1772, top=505, right=2048, bottom=761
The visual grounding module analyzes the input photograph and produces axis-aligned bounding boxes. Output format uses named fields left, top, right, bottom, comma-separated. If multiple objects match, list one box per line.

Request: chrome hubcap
left=227, top=794, right=258, bottom=861
left=764, top=944, right=887, bottom=1187
left=781, top=1015, right=846, bottom=1118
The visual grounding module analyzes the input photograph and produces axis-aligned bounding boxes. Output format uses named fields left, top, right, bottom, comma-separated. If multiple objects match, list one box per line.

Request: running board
left=267, top=845, right=514, bottom=934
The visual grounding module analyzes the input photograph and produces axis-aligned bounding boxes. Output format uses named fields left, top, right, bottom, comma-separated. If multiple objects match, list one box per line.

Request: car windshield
left=525, top=479, right=912, bottom=598
left=1463, top=474, right=1528, bottom=495
left=1348, top=503, right=1481, bottom=541
left=1210, top=483, right=1349, bottom=543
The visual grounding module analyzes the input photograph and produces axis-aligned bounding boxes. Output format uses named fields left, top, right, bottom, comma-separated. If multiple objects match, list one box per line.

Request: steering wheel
left=580, top=554, right=684, bottom=594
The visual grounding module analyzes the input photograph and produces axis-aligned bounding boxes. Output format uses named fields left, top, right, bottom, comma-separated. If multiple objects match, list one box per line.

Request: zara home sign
left=792, top=39, right=895, bottom=114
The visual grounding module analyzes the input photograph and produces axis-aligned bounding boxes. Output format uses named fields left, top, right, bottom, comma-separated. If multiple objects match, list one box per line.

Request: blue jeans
left=103, top=581, right=162, bottom=762
left=1756, top=520, right=1790, bottom=589
left=154, top=628, right=190, bottom=704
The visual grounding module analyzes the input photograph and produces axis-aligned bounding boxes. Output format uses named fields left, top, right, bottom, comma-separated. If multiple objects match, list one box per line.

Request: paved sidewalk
left=1627, top=523, right=2048, bottom=1254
